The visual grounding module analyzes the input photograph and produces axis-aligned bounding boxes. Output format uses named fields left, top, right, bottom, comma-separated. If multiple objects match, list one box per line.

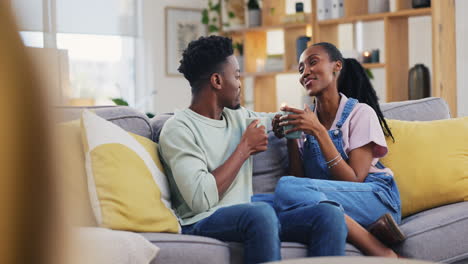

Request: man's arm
left=159, top=120, right=267, bottom=214
left=211, top=120, right=268, bottom=196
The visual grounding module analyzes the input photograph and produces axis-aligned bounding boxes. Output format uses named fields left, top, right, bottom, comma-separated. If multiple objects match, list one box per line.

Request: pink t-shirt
left=307, top=93, right=393, bottom=175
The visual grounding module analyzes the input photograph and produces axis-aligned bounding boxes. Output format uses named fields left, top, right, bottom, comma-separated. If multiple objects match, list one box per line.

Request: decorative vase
left=236, top=55, right=244, bottom=72
left=296, top=36, right=311, bottom=62
left=368, top=0, right=389, bottom=14
left=408, top=64, right=430, bottom=100
left=248, top=9, right=261, bottom=27
left=412, top=0, right=431, bottom=8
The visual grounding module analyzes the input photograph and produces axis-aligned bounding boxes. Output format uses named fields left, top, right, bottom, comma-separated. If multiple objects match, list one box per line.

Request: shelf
left=317, top=7, right=432, bottom=25
left=362, top=63, right=385, bottom=69
left=241, top=69, right=298, bottom=77
left=241, top=64, right=384, bottom=77
left=225, top=22, right=310, bottom=34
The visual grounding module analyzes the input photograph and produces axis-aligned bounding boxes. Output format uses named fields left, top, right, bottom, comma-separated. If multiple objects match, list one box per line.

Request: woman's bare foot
left=345, top=215, right=398, bottom=258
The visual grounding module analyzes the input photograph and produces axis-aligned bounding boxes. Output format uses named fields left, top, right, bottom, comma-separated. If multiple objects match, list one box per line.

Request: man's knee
left=244, top=202, right=279, bottom=230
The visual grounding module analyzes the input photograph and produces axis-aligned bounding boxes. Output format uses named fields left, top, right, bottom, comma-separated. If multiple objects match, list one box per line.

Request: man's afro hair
left=178, top=35, right=233, bottom=91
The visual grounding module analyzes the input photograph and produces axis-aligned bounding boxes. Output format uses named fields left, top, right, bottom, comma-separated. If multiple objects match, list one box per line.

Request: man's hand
left=240, top=119, right=268, bottom=155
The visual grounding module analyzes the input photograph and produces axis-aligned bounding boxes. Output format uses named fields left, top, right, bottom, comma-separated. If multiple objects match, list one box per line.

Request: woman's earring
left=333, top=71, right=336, bottom=76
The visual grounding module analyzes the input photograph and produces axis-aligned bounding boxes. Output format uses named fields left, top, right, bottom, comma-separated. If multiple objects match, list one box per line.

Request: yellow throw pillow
left=380, top=117, right=468, bottom=217
left=80, top=110, right=180, bottom=233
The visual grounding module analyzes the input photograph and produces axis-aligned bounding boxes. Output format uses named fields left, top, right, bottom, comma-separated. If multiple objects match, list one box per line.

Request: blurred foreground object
left=0, top=3, right=63, bottom=264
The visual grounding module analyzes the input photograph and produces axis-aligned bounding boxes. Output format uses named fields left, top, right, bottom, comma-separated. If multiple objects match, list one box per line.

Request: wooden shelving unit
left=362, top=63, right=385, bottom=69
left=317, top=7, right=432, bottom=25
left=228, top=0, right=457, bottom=115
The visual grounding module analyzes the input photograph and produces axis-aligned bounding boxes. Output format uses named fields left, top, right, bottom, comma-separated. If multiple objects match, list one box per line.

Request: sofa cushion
left=150, top=113, right=173, bottom=143
left=380, top=117, right=468, bottom=217
left=381, top=97, right=450, bottom=121
left=394, top=202, right=468, bottom=263
left=80, top=110, right=180, bottom=233
left=228, top=242, right=362, bottom=263
left=140, top=233, right=230, bottom=264
left=252, top=132, right=289, bottom=193
left=58, top=106, right=153, bottom=140
left=141, top=233, right=363, bottom=264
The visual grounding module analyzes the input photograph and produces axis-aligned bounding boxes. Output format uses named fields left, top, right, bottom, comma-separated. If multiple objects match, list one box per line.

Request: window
left=57, top=33, right=135, bottom=105
left=12, top=0, right=138, bottom=106
left=19, top=31, right=44, bottom=48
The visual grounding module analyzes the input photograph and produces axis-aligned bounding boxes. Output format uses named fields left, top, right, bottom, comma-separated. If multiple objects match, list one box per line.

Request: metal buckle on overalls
left=333, top=130, right=339, bottom=136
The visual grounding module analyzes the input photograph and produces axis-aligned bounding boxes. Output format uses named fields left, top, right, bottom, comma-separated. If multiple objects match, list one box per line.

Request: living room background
left=9, top=0, right=468, bottom=116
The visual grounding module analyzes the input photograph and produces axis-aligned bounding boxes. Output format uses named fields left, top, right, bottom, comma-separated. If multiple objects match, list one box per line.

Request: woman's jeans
left=275, top=173, right=401, bottom=228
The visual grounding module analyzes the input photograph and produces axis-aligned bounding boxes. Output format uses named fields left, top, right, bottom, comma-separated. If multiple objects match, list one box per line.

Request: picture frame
left=165, top=7, right=207, bottom=76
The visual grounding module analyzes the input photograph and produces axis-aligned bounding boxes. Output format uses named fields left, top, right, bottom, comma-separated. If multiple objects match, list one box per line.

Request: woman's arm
left=287, top=139, right=305, bottom=177
left=272, top=114, right=304, bottom=177
left=280, top=105, right=374, bottom=182
left=313, top=126, right=374, bottom=182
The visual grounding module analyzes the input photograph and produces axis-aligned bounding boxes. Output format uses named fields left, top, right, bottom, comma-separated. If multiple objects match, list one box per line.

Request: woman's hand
left=279, top=104, right=325, bottom=137
left=271, top=114, right=284, bottom=139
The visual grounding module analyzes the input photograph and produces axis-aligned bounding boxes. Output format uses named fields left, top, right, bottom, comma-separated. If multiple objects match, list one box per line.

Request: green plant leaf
left=247, top=0, right=260, bottom=10
left=223, top=22, right=230, bottom=27
left=212, top=2, right=221, bottom=12
left=208, top=25, right=219, bottom=32
left=111, top=98, right=129, bottom=106
left=201, top=9, right=209, bottom=24
left=365, top=68, right=374, bottom=80
left=212, top=17, right=217, bottom=22
left=228, top=11, right=235, bottom=18
left=208, top=0, right=213, bottom=9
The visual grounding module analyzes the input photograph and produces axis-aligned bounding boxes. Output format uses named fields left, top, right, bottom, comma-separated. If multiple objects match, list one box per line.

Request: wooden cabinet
left=225, top=0, right=457, bottom=115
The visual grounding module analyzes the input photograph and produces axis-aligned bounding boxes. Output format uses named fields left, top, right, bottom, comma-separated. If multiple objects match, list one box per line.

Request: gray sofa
left=63, top=97, right=468, bottom=264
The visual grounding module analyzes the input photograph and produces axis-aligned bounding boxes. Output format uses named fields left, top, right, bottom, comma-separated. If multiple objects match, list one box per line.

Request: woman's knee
left=314, top=203, right=348, bottom=236
left=276, top=176, right=304, bottom=196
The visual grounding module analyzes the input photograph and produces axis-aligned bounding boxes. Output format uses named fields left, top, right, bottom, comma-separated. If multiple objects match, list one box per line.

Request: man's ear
left=210, top=73, right=222, bottom=90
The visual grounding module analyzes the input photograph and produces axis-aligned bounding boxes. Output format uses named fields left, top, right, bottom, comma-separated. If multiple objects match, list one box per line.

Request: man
left=158, top=36, right=348, bottom=264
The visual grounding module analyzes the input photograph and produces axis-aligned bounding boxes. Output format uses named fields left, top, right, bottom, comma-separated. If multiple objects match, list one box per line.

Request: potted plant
left=202, top=0, right=238, bottom=33
left=233, top=41, right=244, bottom=72
left=247, top=0, right=261, bottom=27
left=202, top=0, right=222, bottom=33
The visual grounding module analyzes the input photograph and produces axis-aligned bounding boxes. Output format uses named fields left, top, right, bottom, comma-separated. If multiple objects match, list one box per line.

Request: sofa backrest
left=251, top=97, right=451, bottom=193
left=59, top=97, right=450, bottom=194
left=57, top=106, right=153, bottom=139
left=380, top=97, right=451, bottom=121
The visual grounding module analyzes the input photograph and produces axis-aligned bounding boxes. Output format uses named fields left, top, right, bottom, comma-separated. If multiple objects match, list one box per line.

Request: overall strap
left=336, top=98, right=359, bottom=129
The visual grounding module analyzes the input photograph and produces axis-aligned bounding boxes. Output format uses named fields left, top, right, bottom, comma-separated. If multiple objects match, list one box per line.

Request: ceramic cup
left=246, top=117, right=268, bottom=134
left=281, top=111, right=302, bottom=139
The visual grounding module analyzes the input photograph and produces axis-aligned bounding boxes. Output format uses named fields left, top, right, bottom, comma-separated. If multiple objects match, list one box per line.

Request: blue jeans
left=253, top=193, right=348, bottom=256
left=275, top=175, right=401, bottom=228
left=182, top=202, right=281, bottom=264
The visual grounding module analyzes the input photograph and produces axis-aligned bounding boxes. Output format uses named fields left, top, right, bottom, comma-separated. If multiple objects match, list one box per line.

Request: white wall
left=138, top=0, right=207, bottom=114
left=456, top=0, right=468, bottom=117
left=359, top=21, right=386, bottom=101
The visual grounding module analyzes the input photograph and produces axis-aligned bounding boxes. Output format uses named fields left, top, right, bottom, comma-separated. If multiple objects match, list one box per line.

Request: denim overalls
left=273, top=98, right=402, bottom=227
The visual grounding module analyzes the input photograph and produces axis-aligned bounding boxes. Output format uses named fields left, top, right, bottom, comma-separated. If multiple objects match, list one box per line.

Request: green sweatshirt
left=158, top=107, right=275, bottom=226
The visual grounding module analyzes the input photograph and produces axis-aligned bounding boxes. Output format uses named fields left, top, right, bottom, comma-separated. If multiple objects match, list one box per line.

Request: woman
left=272, top=42, right=404, bottom=257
